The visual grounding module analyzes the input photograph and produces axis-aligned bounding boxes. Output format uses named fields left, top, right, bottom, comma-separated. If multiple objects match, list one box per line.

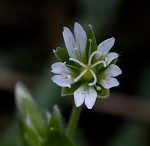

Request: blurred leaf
left=0, top=119, right=21, bottom=146
left=41, top=128, right=76, bottom=146
left=15, top=82, right=47, bottom=137
left=48, top=105, right=64, bottom=131
left=15, top=82, right=48, bottom=146
left=23, top=116, right=42, bottom=146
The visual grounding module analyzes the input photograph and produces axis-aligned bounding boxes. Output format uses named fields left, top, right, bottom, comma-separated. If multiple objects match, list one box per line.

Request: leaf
left=48, top=105, right=64, bottom=131
left=15, top=82, right=47, bottom=141
left=23, top=117, right=42, bottom=146
left=41, top=128, right=76, bottom=146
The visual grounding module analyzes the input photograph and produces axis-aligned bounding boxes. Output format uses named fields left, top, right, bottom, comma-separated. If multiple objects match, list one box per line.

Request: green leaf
left=53, top=47, right=69, bottom=62
left=61, top=82, right=82, bottom=96
left=23, top=116, right=42, bottom=146
left=48, top=105, right=64, bottom=131
left=97, top=88, right=110, bottom=98
left=41, top=129, right=76, bottom=146
left=15, top=82, right=47, bottom=139
left=86, top=24, right=97, bottom=59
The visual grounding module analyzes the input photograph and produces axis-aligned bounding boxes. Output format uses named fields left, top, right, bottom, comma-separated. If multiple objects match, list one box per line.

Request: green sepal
left=53, top=47, right=69, bottom=62
left=61, top=82, right=82, bottom=96
left=97, top=88, right=110, bottom=99
left=48, top=105, right=64, bottom=132
left=15, top=82, right=47, bottom=138
left=86, top=24, right=97, bottom=59
left=41, top=129, right=76, bottom=146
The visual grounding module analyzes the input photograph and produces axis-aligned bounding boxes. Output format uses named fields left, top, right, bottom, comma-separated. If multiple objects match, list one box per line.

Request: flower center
left=69, top=50, right=106, bottom=86
left=81, top=67, right=95, bottom=81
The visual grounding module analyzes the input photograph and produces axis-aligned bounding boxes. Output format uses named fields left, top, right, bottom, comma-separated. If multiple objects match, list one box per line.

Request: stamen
left=88, top=51, right=102, bottom=66
left=89, top=39, right=92, bottom=42
left=69, top=58, right=87, bottom=68
left=106, top=75, right=110, bottom=80
left=63, top=61, right=66, bottom=65
left=67, top=74, right=71, bottom=79
left=74, top=69, right=87, bottom=82
left=67, top=84, right=71, bottom=88
left=88, top=70, right=97, bottom=86
left=53, top=49, right=56, bottom=53
left=95, top=85, right=101, bottom=90
left=105, top=57, right=108, bottom=62
left=91, top=60, right=106, bottom=68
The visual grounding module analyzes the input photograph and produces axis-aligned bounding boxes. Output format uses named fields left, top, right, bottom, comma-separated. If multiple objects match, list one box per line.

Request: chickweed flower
left=51, top=22, right=122, bottom=109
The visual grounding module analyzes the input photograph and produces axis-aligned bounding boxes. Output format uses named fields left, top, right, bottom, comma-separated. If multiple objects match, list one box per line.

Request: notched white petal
left=51, top=62, right=70, bottom=74
left=74, top=86, right=85, bottom=107
left=84, top=87, right=97, bottom=109
left=63, top=27, right=76, bottom=58
left=74, top=86, right=97, bottom=109
left=97, top=37, right=115, bottom=54
left=101, top=77, right=119, bottom=89
left=51, top=75, right=73, bottom=87
left=74, top=22, right=87, bottom=61
left=105, top=64, right=122, bottom=77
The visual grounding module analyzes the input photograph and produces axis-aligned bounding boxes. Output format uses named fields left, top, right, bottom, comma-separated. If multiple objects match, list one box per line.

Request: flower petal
left=63, top=27, right=77, bottom=58
left=107, top=52, right=118, bottom=65
left=51, top=62, right=70, bottom=74
left=74, top=22, right=87, bottom=61
left=51, top=75, right=73, bottom=87
left=97, top=37, right=115, bottom=54
left=101, top=77, right=119, bottom=89
left=105, top=64, right=122, bottom=77
left=74, top=86, right=97, bottom=109
left=84, top=87, right=97, bottom=109
left=74, top=86, right=85, bottom=107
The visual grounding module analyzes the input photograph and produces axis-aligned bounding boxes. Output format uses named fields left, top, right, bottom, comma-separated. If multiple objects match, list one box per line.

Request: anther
left=89, top=39, right=92, bottom=42
left=67, top=84, right=71, bottom=88
left=95, top=85, right=101, bottom=90
left=74, top=47, right=78, bottom=51
left=67, top=74, right=71, bottom=79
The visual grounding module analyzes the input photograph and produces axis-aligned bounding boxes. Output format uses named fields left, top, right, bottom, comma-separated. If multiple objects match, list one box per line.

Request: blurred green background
left=0, top=0, right=150, bottom=146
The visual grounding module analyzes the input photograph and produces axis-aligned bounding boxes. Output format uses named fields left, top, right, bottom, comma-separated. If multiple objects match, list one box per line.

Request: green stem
left=66, top=105, right=82, bottom=138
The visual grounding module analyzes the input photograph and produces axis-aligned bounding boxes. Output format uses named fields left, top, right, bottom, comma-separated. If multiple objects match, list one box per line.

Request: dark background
left=0, top=0, right=150, bottom=146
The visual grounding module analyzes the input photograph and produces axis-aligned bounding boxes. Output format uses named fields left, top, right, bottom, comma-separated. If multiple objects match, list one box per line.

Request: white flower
left=51, top=22, right=122, bottom=109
